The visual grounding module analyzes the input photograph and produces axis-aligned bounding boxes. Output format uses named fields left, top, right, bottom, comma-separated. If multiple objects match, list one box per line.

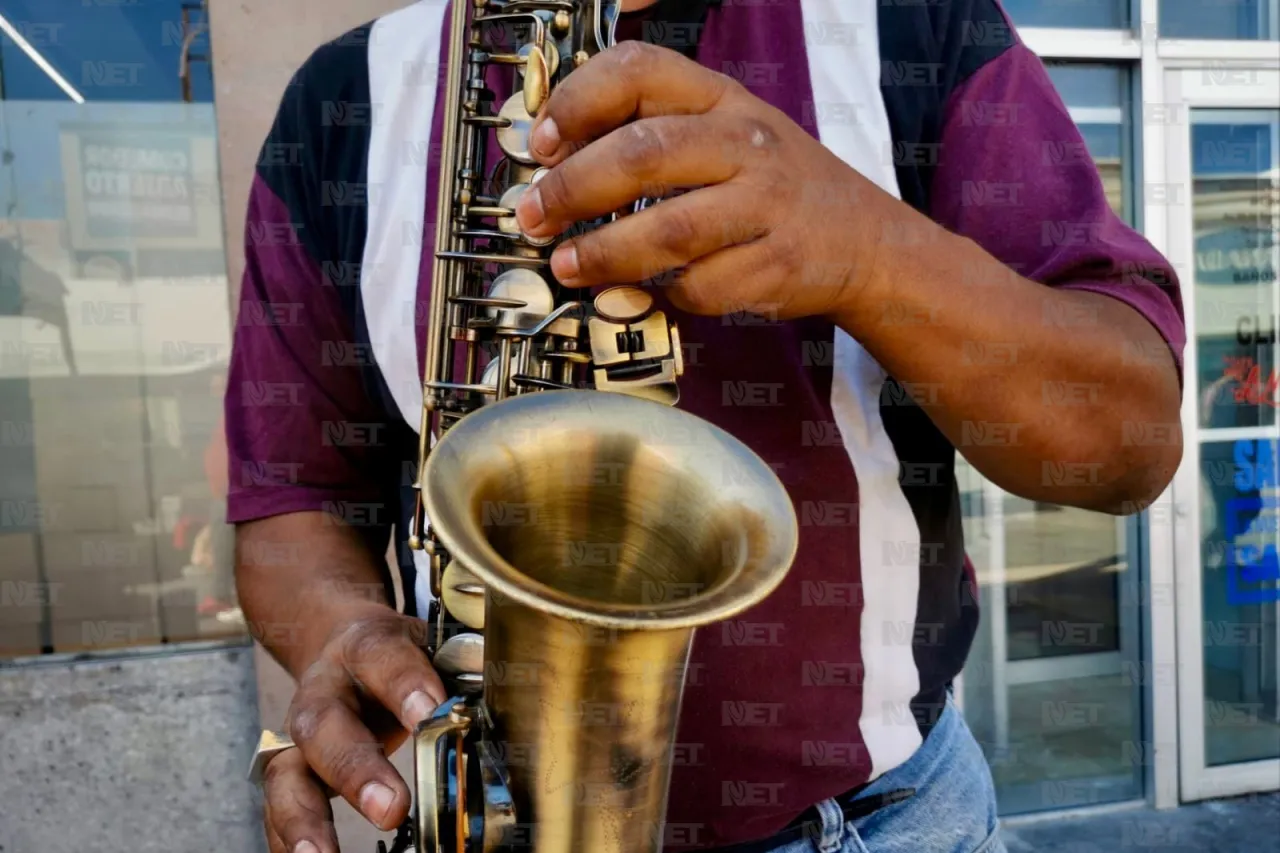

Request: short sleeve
left=930, top=40, right=1187, bottom=384
left=224, top=47, right=398, bottom=527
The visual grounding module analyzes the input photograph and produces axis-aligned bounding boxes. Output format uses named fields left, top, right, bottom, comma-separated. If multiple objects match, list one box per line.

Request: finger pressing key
left=332, top=617, right=448, bottom=732
left=287, top=674, right=412, bottom=832
left=527, top=41, right=734, bottom=165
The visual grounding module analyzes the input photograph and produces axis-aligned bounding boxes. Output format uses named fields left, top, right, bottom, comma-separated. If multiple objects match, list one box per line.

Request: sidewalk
left=1001, top=793, right=1280, bottom=852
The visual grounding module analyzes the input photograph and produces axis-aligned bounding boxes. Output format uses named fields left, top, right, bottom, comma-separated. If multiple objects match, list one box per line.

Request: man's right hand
left=262, top=603, right=448, bottom=853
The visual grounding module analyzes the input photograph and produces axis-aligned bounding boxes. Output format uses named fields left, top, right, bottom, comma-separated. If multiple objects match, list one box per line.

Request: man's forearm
left=831, top=207, right=1183, bottom=514
left=235, top=511, right=397, bottom=679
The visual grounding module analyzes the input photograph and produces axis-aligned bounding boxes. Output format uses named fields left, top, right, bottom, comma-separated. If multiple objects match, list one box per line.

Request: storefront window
left=1161, top=0, right=1280, bottom=41
left=1000, top=0, right=1129, bottom=30
left=1192, top=109, right=1280, bottom=767
left=0, top=0, right=241, bottom=657
left=961, top=63, right=1147, bottom=815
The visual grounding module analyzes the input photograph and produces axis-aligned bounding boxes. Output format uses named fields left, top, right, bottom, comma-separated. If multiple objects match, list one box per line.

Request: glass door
left=959, top=67, right=1148, bottom=817
left=1164, top=66, right=1280, bottom=801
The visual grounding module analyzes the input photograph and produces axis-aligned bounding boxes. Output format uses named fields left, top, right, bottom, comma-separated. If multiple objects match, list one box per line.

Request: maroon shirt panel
left=930, top=41, right=1187, bottom=380
left=226, top=174, right=397, bottom=524
left=653, top=4, right=873, bottom=848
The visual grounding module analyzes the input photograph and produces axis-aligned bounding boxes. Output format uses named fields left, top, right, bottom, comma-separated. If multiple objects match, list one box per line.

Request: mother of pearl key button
left=594, top=286, right=654, bottom=323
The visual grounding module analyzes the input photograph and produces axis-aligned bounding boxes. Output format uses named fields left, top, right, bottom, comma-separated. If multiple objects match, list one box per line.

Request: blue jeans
left=767, top=695, right=1006, bottom=853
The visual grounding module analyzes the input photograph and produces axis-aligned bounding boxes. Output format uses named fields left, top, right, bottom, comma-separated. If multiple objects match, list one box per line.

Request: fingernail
left=531, top=117, right=560, bottom=156
left=293, top=842, right=319, bottom=853
left=359, top=782, right=397, bottom=828
left=551, top=245, right=579, bottom=283
left=517, top=186, right=544, bottom=232
left=401, top=690, right=436, bottom=728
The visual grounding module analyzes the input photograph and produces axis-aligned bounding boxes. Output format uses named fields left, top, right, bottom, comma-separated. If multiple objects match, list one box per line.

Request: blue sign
left=1224, top=494, right=1280, bottom=605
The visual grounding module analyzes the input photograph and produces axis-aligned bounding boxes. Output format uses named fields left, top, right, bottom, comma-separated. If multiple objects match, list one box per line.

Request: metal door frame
left=1156, top=62, right=1280, bottom=803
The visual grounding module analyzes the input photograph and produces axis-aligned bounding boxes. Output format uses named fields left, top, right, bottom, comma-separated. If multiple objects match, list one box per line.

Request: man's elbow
left=1093, top=421, right=1184, bottom=516
left=1093, top=349, right=1185, bottom=515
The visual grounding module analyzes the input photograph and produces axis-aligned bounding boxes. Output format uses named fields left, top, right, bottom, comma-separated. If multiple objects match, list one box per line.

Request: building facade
left=0, top=1, right=1276, bottom=851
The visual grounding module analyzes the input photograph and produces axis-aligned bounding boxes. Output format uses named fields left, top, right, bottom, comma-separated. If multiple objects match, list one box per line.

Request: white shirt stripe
left=799, top=0, right=926, bottom=779
left=363, top=0, right=448, bottom=433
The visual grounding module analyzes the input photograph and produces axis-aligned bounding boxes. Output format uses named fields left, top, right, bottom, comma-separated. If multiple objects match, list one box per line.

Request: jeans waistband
left=701, top=785, right=917, bottom=853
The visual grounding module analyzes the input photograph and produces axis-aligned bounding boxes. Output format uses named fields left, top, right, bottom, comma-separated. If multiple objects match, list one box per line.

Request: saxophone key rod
left=423, top=380, right=498, bottom=396
left=434, top=250, right=548, bottom=267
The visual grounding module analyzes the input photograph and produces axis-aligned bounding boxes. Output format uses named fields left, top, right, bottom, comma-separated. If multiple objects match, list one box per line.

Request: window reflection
left=0, top=0, right=239, bottom=657
left=1194, top=117, right=1279, bottom=431
left=0, top=0, right=215, bottom=102
left=1199, top=441, right=1280, bottom=765
left=1162, top=0, right=1280, bottom=41
left=962, top=64, right=1144, bottom=815
left=1000, top=0, right=1127, bottom=30
left=1003, top=64, right=1132, bottom=670
left=1192, top=109, right=1280, bottom=767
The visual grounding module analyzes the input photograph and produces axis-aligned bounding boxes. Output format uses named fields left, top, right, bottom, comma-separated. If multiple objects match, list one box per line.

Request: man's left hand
left=514, top=41, right=889, bottom=322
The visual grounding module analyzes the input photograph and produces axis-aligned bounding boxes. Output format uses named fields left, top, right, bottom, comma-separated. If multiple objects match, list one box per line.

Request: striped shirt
left=224, top=0, right=1186, bottom=848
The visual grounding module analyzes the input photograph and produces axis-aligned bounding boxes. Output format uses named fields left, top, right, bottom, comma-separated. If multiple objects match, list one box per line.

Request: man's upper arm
left=928, top=23, right=1187, bottom=385
left=224, top=38, right=396, bottom=528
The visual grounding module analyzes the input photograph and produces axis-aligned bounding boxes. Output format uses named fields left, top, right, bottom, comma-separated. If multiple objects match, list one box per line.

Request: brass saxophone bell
left=415, top=389, right=798, bottom=853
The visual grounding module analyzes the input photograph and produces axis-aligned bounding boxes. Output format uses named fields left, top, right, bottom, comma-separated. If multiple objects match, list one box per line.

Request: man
left=227, top=1, right=1185, bottom=852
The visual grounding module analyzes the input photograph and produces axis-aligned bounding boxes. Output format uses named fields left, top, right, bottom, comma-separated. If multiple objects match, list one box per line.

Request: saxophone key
left=485, top=268, right=555, bottom=331
left=594, top=285, right=654, bottom=324
left=495, top=93, right=536, bottom=165
left=522, top=45, right=549, bottom=115
left=517, top=40, right=560, bottom=79
left=432, top=633, right=485, bottom=692
left=441, top=562, right=487, bottom=630
left=497, top=184, right=555, bottom=247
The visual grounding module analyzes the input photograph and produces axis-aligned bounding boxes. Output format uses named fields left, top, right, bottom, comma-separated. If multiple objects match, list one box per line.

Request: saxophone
left=252, top=3, right=798, bottom=851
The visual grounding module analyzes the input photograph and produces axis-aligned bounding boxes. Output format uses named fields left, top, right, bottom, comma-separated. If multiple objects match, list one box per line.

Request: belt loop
left=812, top=798, right=846, bottom=853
